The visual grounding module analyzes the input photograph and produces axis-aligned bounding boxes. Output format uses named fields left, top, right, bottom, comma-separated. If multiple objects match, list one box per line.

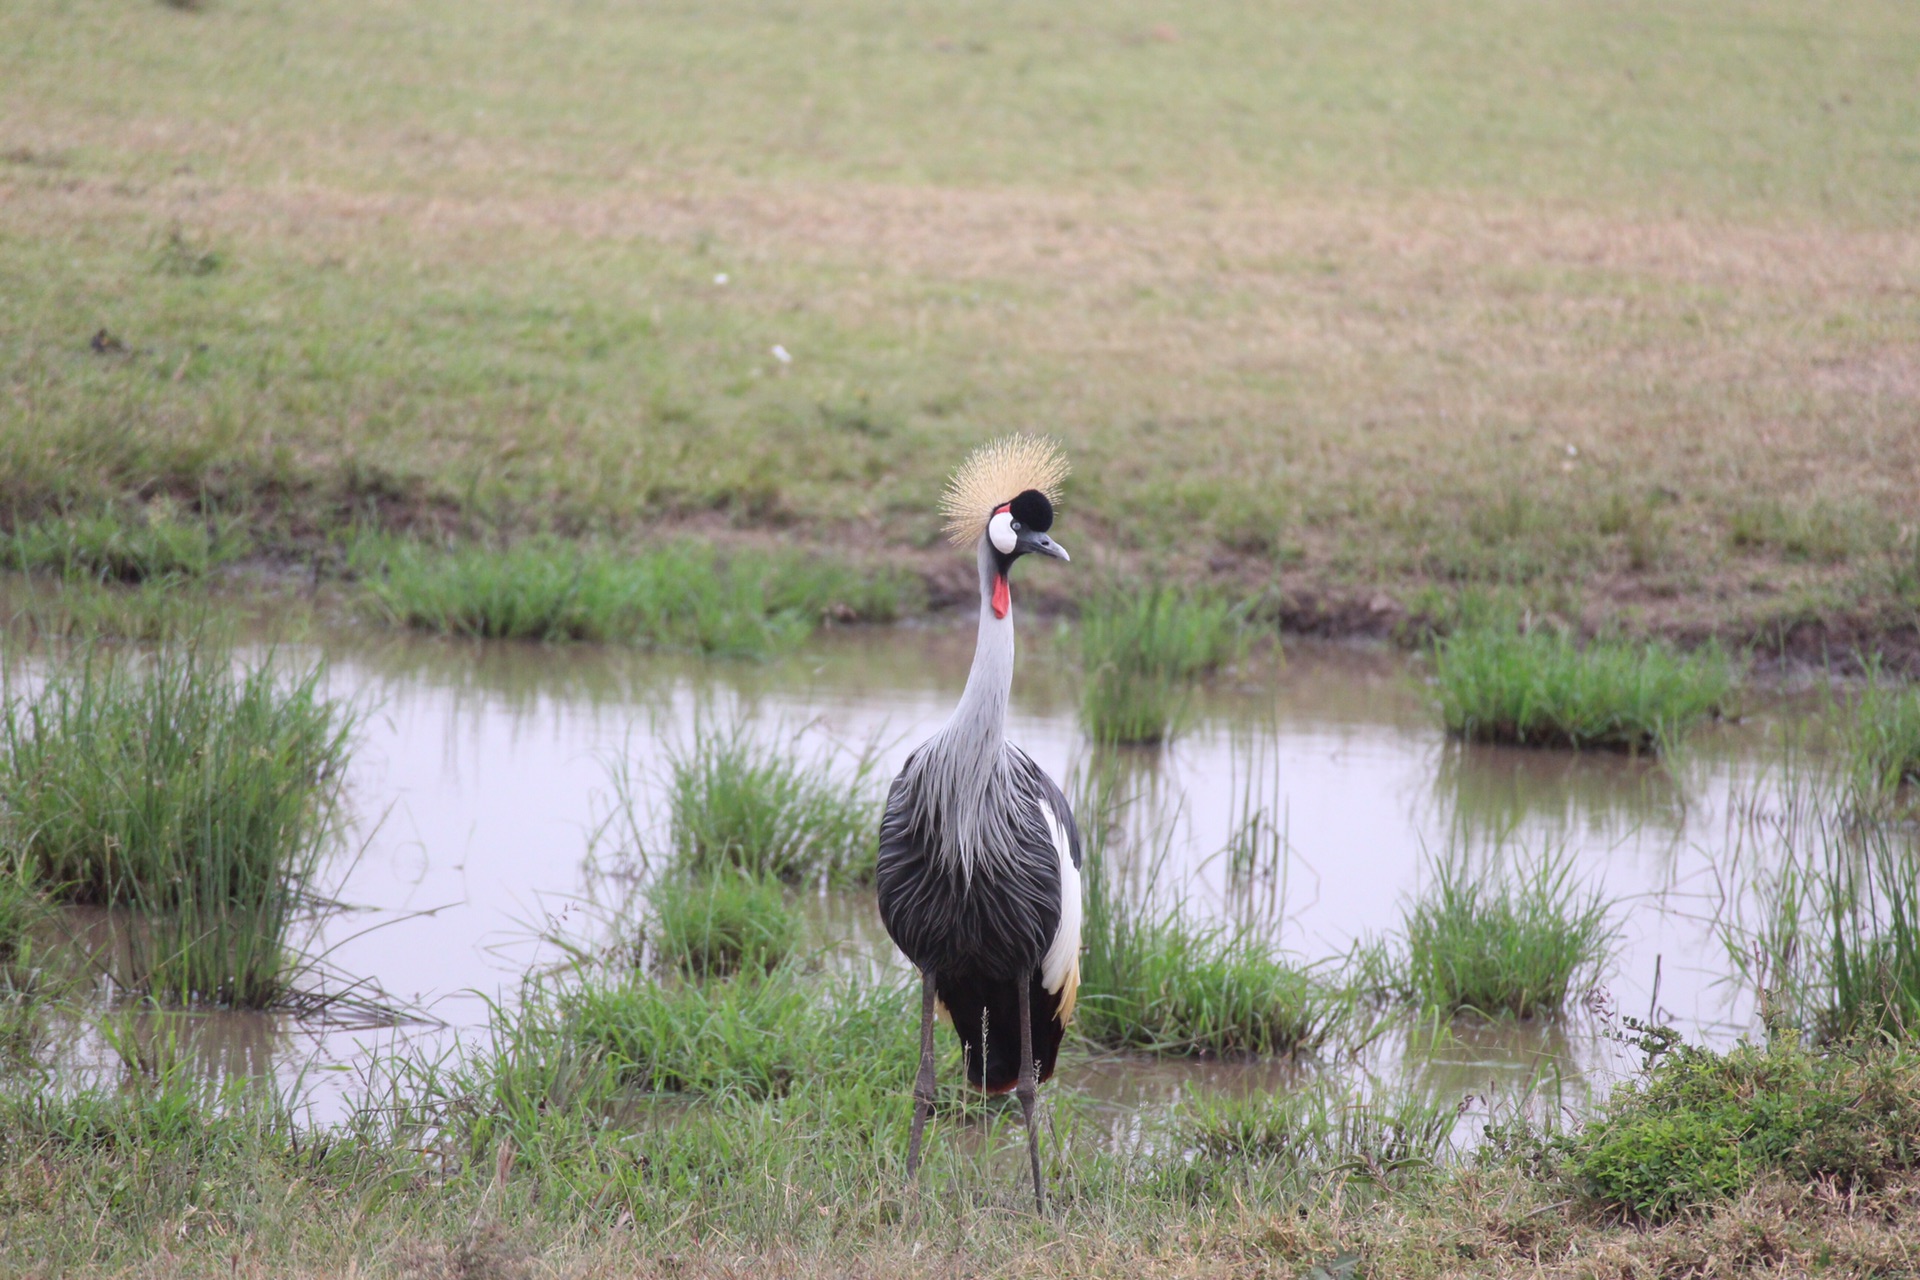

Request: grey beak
left=1020, top=531, right=1070, bottom=562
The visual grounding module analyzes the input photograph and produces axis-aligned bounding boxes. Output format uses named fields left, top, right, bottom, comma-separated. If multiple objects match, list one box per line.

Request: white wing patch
left=1038, top=802, right=1081, bottom=1023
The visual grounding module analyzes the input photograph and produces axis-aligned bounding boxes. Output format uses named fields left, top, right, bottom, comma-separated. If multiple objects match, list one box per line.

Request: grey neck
left=909, top=535, right=1018, bottom=882
left=944, top=535, right=1014, bottom=758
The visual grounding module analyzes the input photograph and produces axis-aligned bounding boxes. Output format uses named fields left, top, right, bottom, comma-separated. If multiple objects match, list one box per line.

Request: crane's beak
left=1018, top=530, right=1070, bottom=562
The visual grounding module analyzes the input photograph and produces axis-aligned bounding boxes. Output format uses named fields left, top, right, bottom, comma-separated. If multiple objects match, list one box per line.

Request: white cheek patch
left=987, top=510, right=1017, bottom=555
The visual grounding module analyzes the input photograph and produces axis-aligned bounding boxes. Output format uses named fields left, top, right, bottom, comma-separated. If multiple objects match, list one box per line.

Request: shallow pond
left=22, top=619, right=1827, bottom=1130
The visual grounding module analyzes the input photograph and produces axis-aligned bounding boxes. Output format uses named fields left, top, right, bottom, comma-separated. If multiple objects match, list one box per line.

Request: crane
left=875, top=435, right=1082, bottom=1215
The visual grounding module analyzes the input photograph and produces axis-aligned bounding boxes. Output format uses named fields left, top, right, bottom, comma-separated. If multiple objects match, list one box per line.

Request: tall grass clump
left=1, top=508, right=242, bottom=583
left=1074, top=775, right=1340, bottom=1056
left=360, top=537, right=914, bottom=655
left=1843, top=669, right=1920, bottom=812
left=0, top=862, right=38, bottom=978
left=664, top=723, right=880, bottom=885
left=1728, top=780, right=1920, bottom=1042
left=1079, top=584, right=1247, bottom=745
left=0, top=644, right=352, bottom=1007
left=644, top=869, right=797, bottom=978
left=1396, top=845, right=1615, bottom=1019
left=1433, top=625, right=1736, bottom=752
left=566, top=964, right=915, bottom=1101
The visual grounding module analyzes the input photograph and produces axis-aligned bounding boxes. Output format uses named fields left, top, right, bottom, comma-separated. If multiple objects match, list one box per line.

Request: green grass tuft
left=1181, top=1081, right=1456, bottom=1188
left=0, top=643, right=351, bottom=1008
left=645, top=870, right=798, bottom=979
left=359, top=537, right=915, bottom=656
left=1, top=508, right=243, bottom=584
left=665, top=723, right=880, bottom=886
left=1079, top=585, right=1247, bottom=745
left=1843, top=670, right=1920, bottom=812
left=567, top=964, right=914, bottom=1101
left=1075, top=774, right=1340, bottom=1056
left=1566, top=1040, right=1920, bottom=1224
left=1396, top=845, right=1615, bottom=1020
left=1433, top=626, right=1737, bottom=752
left=1732, top=792, right=1920, bottom=1043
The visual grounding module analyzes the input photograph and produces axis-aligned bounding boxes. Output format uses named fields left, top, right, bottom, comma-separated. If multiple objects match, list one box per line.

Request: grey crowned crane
left=876, top=436, right=1082, bottom=1215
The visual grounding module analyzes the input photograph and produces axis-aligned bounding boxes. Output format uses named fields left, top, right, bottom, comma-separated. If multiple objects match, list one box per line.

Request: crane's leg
left=1015, top=977, right=1046, bottom=1216
left=905, top=969, right=938, bottom=1181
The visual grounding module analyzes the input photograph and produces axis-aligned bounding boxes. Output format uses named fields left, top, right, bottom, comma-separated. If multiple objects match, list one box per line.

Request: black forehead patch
left=1007, top=489, right=1053, bottom=532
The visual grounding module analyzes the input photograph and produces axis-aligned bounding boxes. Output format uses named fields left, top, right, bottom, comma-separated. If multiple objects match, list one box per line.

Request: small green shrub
left=1397, top=845, right=1614, bottom=1020
left=359, top=537, right=915, bottom=655
left=646, top=871, right=797, bottom=978
left=1433, top=626, right=1736, bottom=751
left=0, top=644, right=351, bottom=1008
left=1079, top=584, right=1248, bottom=745
left=1566, top=1041, right=1920, bottom=1223
left=665, top=724, right=879, bottom=886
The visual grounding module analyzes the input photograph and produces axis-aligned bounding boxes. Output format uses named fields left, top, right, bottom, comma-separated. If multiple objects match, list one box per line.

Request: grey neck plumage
left=907, top=535, right=1023, bottom=883
left=946, top=535, right=1014, bottom=762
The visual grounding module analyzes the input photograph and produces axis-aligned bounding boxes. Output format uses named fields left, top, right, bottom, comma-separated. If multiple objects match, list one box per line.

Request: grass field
left=4, top=0, right=1919, bottom=650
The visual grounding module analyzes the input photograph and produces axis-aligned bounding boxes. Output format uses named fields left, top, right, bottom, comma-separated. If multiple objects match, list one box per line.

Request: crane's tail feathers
left=938, top=971, right=1069, bottom=1093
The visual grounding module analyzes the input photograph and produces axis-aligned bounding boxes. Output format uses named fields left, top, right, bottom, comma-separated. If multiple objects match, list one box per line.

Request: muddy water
left=34, top=623, right=1813, bottom=1127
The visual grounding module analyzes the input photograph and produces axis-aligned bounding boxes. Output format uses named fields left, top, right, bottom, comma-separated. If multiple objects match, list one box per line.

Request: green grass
left=1075, top=774, right=1341, bottom=1056
left=0, top=642, right=351, bottom=1007
left=1844, top=669, right=1920, bottom=811
left=359, top=537, right=914, bottom=656
left=1565, top=1039, right=1920, bottom=1225
left=1432, top=626, right=1738, bottom=752
left=567, top=963, right=915, bottom=1101
left=1180, top=1080, right=1457, bottom=1190
left=0, top=862, right=35, bottom=974
left=1731, top=789, right=1920, bottom=1043
left=1, top=507, right=244, bottom=584
left=1078, top=585, right=1246, bottom=745
left=1395, top=845, right=1615, bottom=1020
left=5, top=0, right=1915, bottom=652
left=662, top=722, right=881, bottom=886
left=644, top=869, right=797, bottom=979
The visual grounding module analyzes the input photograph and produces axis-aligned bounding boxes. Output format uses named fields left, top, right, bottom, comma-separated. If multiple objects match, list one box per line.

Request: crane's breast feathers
left=875, top=746, right=1084, bottom=1009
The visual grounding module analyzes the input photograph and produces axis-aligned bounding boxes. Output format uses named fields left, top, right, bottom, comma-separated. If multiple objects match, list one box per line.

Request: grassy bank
left=5, top=1007, right=1920, bottom=1276
left=358, top=536, right=916, bottom=654
left=2, top=0, right=1918, bottom=657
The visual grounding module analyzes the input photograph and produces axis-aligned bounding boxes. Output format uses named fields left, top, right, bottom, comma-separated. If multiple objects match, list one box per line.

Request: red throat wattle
left=991, top=573, right=1010, bottom=619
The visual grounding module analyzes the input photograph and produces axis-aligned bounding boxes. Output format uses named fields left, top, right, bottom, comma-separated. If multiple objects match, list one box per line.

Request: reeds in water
left=1394, top=844, right=1615, bottom=1020
left=1074, top=770, right=1341, bottom=1056
left=360, top=537, right=913, bottom=656
left=1433, top=626, right=1736, bottom=752
left=1180, top=1080, right=1457, bottom=1188
left=1843, top=669, right=1920, bottom=813
left=664, top=723, right=880, bottom=886
left=1727, top=771, right=1920, bottom=1041
left=0, top=644, right=352, bottom=1007
left=1079, top=585, right=1247, bottom=745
